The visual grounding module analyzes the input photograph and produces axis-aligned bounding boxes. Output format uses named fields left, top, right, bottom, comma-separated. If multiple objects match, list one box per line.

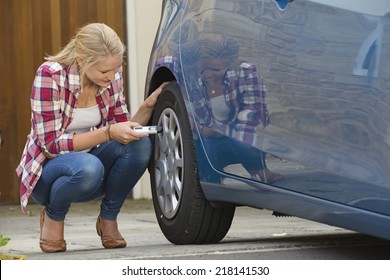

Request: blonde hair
left=45, top=23, right=125, bottom=84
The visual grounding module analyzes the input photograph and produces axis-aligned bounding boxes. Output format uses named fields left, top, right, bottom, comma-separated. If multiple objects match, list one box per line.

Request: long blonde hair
left=45, top=23, right=125, bottom=85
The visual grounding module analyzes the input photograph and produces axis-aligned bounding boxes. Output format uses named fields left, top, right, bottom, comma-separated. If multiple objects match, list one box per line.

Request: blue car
left=145, top=0, right=390, bottom=244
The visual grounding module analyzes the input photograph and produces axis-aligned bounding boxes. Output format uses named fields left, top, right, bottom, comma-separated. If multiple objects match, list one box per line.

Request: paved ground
left=0, top=199, right=160, bottom=259
left=0, top=198, right=356, bottom=260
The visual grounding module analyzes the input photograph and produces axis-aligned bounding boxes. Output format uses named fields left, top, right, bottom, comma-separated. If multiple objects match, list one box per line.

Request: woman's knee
left=74, top=156, right=104, bottom=183
left=124, top=137, right=152, bottom=165
left=66, top=157, right=104, bottom=199
left=138, top=137, right=152, bottom=165
left=138, top=137, right=152, bottom=155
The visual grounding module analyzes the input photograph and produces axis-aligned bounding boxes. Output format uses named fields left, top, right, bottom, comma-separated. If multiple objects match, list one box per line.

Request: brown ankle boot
left=39, top=209, right=66, bottom=253
left=96, top=216, right=127, bottom=249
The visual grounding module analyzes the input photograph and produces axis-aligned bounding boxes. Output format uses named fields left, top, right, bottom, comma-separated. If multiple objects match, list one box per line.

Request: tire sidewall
left=150, top=82, right=204, bottom=241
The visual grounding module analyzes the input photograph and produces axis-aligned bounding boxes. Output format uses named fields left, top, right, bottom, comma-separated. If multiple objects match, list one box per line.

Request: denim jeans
left=32, top=137, right=152, bottom=221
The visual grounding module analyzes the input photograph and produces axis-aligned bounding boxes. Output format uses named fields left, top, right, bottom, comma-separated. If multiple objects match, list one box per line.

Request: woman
left=16, top=23, right=166, bottom=253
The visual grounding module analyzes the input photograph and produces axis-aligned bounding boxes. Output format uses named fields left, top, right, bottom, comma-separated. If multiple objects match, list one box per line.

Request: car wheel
left=149, top=82, right=235, bottom=244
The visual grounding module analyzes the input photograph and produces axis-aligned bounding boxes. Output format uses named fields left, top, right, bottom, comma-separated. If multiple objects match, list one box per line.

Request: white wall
left=126, top=0, right=163, bottom=199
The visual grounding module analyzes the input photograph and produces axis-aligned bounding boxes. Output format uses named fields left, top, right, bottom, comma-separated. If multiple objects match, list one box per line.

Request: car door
left=178, top=0, right=269, bottom=183
left=259, top=0, right=390, bottom=215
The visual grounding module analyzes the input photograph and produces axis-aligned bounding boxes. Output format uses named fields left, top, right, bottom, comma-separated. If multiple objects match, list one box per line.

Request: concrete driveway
left=0, top=198, right=357, bottom=260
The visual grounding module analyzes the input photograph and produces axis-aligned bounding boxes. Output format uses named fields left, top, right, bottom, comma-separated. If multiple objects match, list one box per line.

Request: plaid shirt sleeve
left=32, top=64, right=74, bottom=158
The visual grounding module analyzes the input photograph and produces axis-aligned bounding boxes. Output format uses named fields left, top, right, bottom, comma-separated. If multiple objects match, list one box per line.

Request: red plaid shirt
left=16, top=61, right=131, bottom=213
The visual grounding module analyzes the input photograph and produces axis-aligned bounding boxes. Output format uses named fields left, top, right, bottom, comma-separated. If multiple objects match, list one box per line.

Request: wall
left=126, top=0, right=163, bottom=199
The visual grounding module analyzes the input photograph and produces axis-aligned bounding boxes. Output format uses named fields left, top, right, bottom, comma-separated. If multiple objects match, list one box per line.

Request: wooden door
left=0, top=0, right=126, bottom=204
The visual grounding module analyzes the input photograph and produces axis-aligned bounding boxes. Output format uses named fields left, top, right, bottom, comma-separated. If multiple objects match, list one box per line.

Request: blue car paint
left=146, top=0, right=390, bottom=240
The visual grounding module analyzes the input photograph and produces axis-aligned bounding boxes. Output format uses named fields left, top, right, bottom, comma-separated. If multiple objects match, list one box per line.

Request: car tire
left=149, top=81, right=235, bottom=244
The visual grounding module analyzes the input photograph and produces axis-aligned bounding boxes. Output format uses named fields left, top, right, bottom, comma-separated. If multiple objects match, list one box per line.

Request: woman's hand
left=143, top=82, right=170, bottom=108
left=109, top=121, right=149, bottom=144
left=131, top=82, right=170, bottom=125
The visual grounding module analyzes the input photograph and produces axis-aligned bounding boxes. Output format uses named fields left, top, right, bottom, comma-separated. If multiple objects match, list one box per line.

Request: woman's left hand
left=131, top=82, right=170, bottom=126
left=143, top=82, right=169, bottom=108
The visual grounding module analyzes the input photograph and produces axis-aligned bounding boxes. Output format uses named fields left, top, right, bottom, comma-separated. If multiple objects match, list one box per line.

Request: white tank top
left=66, top=105, right=101, bottom=152
left=66, top=105, right=101, bottom=133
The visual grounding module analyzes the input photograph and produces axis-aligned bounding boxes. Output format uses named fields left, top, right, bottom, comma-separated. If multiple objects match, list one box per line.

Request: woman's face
left=84, top=54, right=122, bottom=88
left=196, top=57, right=227, bottom=83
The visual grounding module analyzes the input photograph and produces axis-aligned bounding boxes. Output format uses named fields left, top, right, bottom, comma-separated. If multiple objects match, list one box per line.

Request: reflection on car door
left=260, top=0, right=390, bottom=215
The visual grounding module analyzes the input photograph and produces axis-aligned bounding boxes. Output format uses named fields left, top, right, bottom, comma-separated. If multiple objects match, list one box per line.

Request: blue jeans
left=32, top=138, right=152, bottom=221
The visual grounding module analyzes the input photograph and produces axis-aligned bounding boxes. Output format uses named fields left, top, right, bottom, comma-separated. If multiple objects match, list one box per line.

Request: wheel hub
left=154, top=108, right=183, bottom=219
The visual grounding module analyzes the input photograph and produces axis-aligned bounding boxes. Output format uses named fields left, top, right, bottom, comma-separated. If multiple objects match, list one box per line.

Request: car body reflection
left=145, top=0, right=390, bottom=244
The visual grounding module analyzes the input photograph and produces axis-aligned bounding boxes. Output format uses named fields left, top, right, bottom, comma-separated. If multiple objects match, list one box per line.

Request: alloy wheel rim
left=154, top=108, right=184, bottom=219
